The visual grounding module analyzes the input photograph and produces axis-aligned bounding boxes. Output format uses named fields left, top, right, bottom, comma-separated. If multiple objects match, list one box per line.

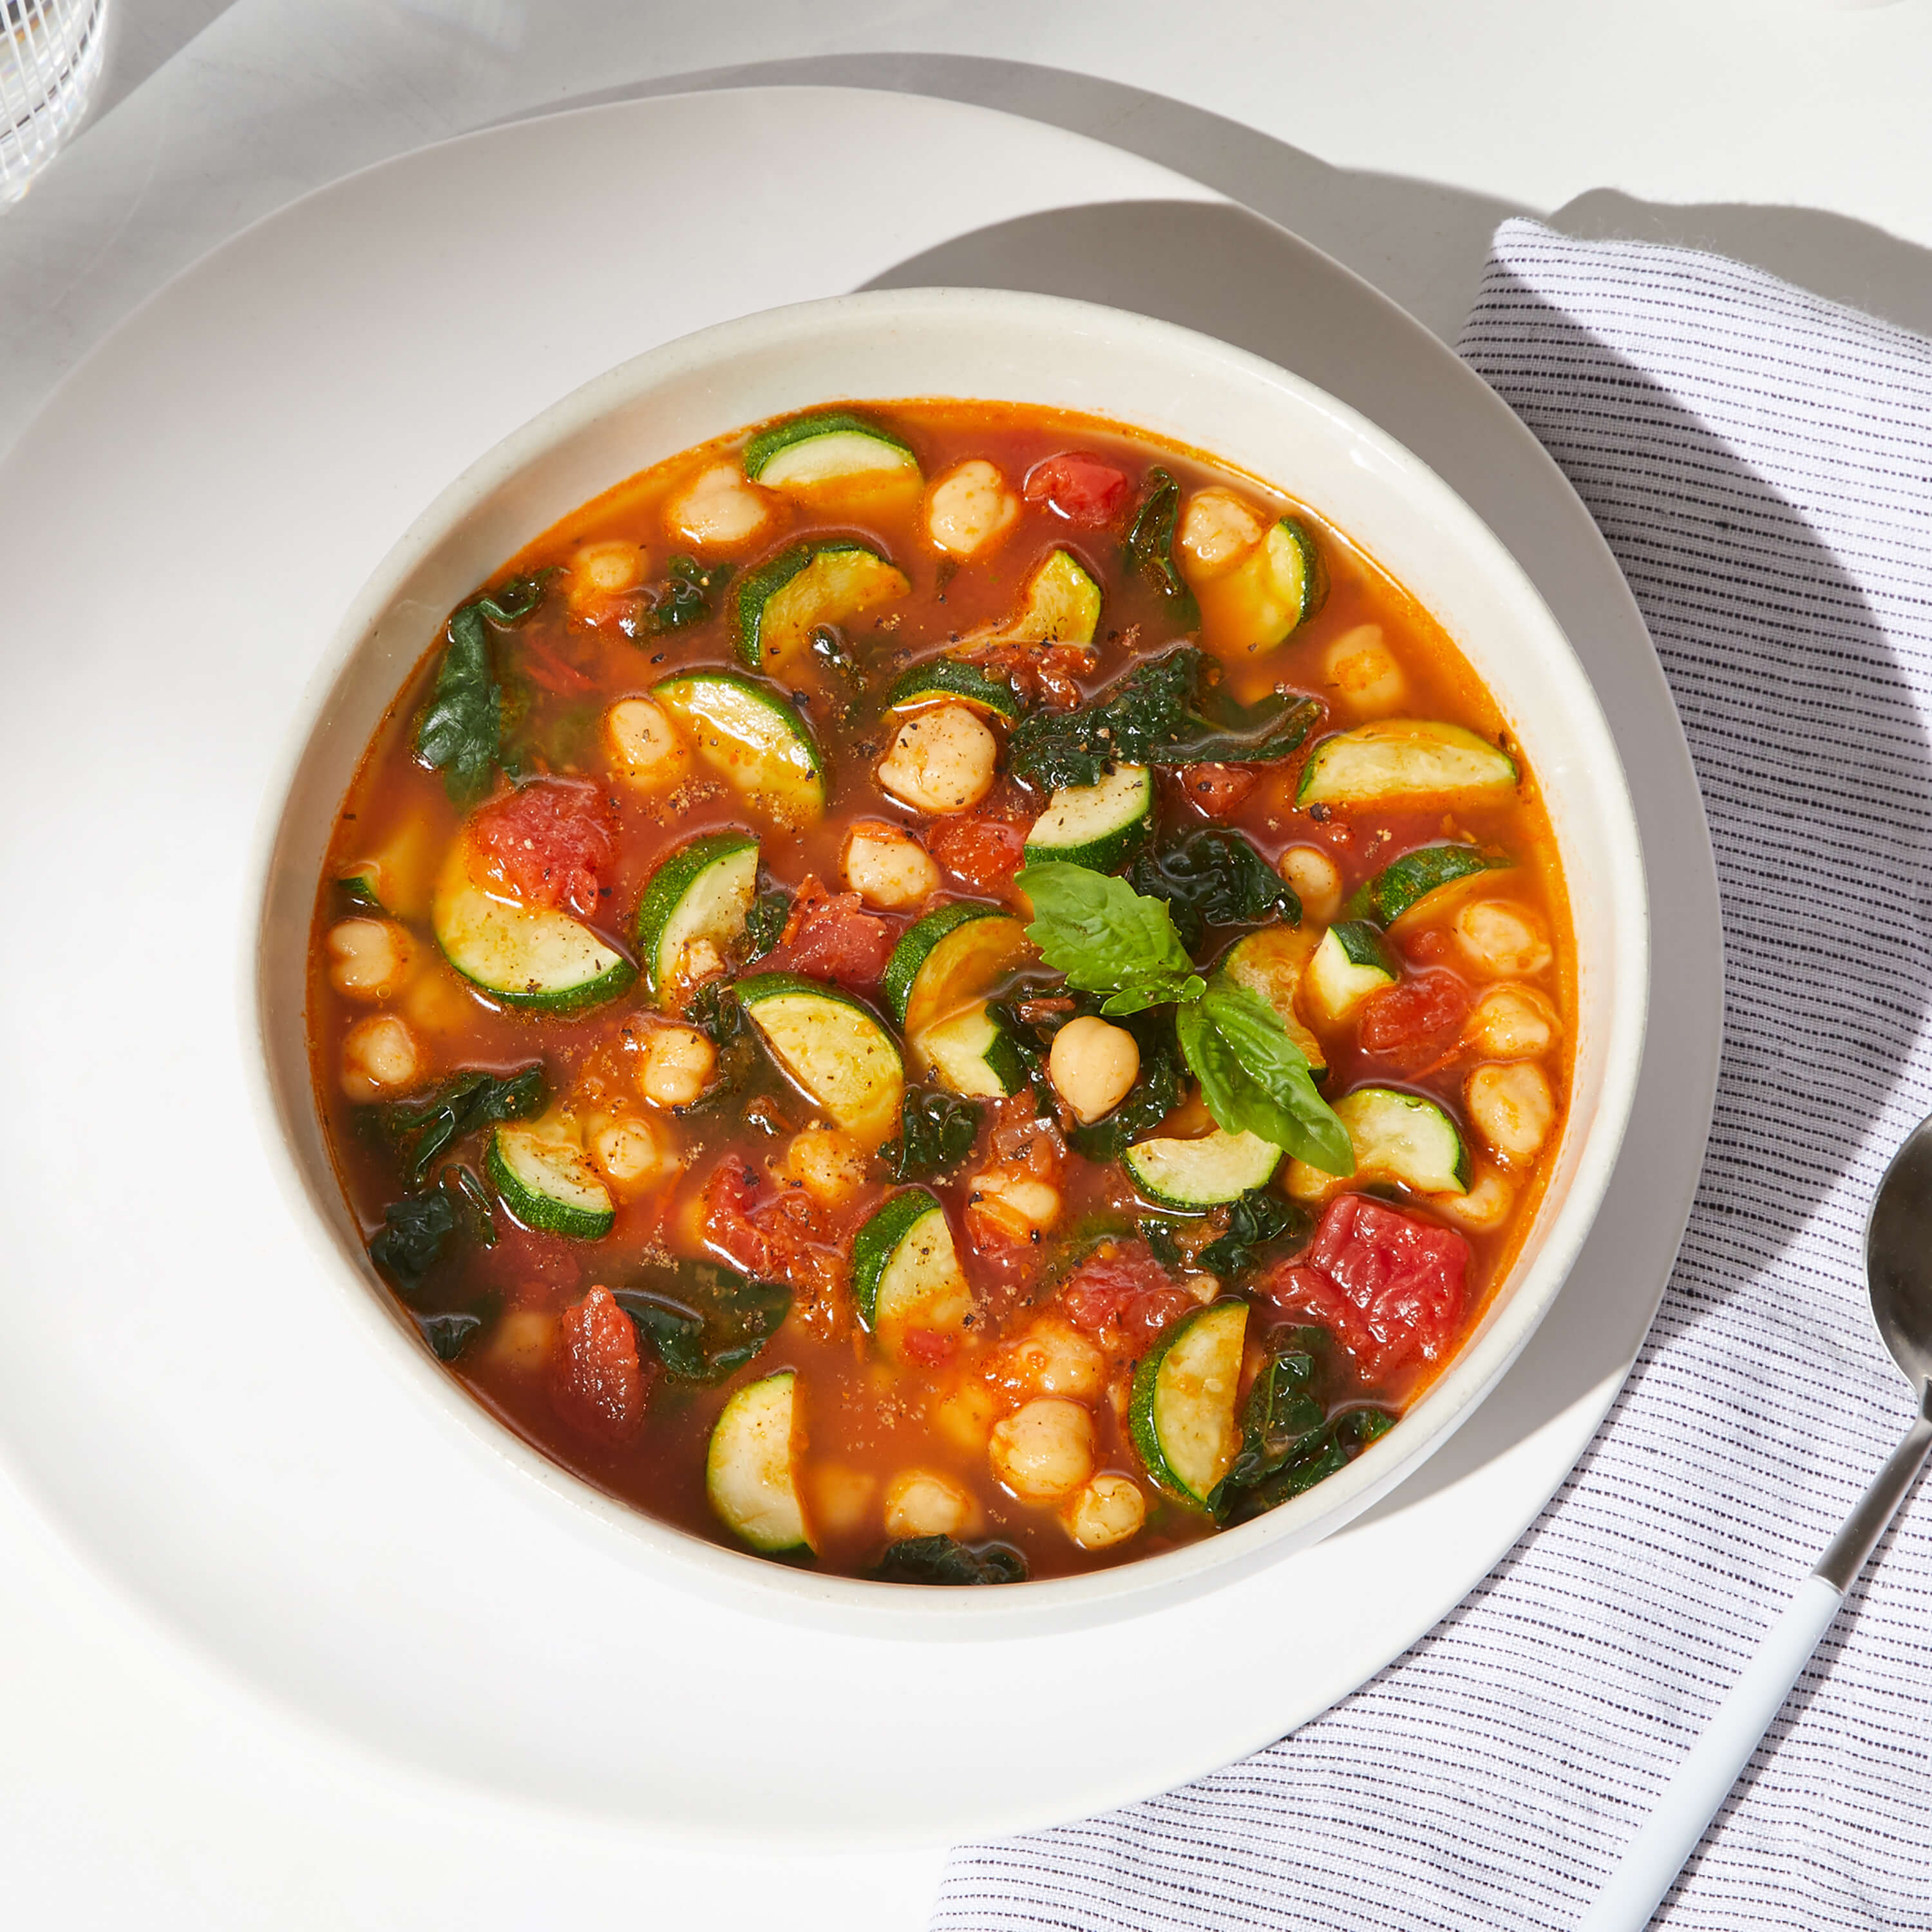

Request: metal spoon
left=1579, top=1113, right=1932, bottom=1931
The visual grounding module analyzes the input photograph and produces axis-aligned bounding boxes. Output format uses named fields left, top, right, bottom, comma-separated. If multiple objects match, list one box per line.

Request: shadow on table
left=527, top=50, right=1932, bottom=343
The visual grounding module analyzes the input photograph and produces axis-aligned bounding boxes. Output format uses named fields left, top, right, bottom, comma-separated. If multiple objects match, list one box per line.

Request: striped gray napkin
left=933, top=220, right=1932, bottom=1931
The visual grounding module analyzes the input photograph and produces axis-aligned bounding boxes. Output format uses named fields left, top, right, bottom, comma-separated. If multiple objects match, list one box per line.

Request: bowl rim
left=243, top=285, right=1649, bottom=1638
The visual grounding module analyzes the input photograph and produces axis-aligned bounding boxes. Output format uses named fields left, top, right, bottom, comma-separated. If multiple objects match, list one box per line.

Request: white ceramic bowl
left=251, top=287, right=1647, bottom=1637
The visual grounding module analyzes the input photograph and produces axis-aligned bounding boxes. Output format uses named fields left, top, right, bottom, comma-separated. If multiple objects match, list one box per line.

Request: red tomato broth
left=307, top=399, right=1576, bottom=1583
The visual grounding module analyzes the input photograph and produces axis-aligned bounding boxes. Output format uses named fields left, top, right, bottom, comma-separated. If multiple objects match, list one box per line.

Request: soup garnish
left=310, top=401, right=1571, bottom=1583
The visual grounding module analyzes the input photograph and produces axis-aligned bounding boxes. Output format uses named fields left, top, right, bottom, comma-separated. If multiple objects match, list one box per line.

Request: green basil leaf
left=1017, top=862, right=1199, bottom=1009
left=1178, top=983, right=1354, bottom=1174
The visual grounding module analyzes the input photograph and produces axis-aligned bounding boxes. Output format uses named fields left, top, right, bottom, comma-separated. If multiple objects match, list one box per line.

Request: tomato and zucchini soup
left=309, top=401, right=1572, bottom=1586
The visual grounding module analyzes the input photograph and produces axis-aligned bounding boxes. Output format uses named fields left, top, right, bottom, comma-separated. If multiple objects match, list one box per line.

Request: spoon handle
left=1578, top=1389, right=1932, bottom=1932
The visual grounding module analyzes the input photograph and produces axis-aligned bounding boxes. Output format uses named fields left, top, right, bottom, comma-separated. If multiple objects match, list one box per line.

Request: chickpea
left=1454, top=898, right=1553, bottom=979
left=884, top=1469, right=981, bottom=1540
left=639, top=1025, right=715, bottom=1108
left=666, top=461, right=777, bottom=551
left=1060, top=1473, right=1147, bottom=1551
left=325, top=917, right=412, bottom=1002
left=567, top=540, right=643, bottom=612
left=780, top=1127, right=867, bottom=1208
left=1434, top=1164, right=1517, bottom=1233
left=1323, top=623, right=1408, bottom=717
left=1178, top=487, right=1266, bottom=576
left=1048, top=1016, right=1141, bottom=1126
left=402, top=963, right=472, bottom=1036
left=989, top=1397, right=1095, bottom=1504
left=1466, top=1062, right=1557, bottom=1164
left=1278, top=846, right=1343, bottom=927
left=968, top=1168, right=1062, bottom=1241
left=340, top=1014, right=424, bottom=1099
left=1465, top=983, right=1560, bottom=1059
left=933, top=1379, right=998, bottom=1454
left=876, top=706, right=998, bottom=814
left=843, top=822, right=940, bottom=909
left=589, top=1116, right=679, bottom=1200
left=487, top=1309, right=557, bottom=1373
left=808, top=1463, right=877, bottom=1539
left=605, top=697, right=689, bottom=793
left=924, top=458, right=1020, bottom=559
left=996, top=1316, right=1107, bottom=1402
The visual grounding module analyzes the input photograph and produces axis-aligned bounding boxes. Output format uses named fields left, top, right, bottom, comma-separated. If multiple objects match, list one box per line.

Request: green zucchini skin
left=881, top=902, right=1024, bottom=1028
left=486, top=1126, right=616, bottom=1240
left=633, top=830, right=759, bottom=1005
left=886, top=657, right=1023, bottom=719
left=850, top=1187, right=972, bottom=1353
left=431, top=867, right=637, bottom=1014
left=729, top=538, right=909, bottom=672
left=1022, top=764, right=1155, bottom=873
left=742, top=410, right=920, bottom=486
left=1123, top=1128, right=1283, bottom=1211
left=650, top=666, right=828, bottom=821
left=1130, top=1299, right=1249, bottom=1505
left=736, top=972, right=905, bottom=1138
left=1297, top=719, right=1518, bottom=808
left=705, top=1370, right=813, bottom=1555
left=1347, top=842, right=1508, bottom=925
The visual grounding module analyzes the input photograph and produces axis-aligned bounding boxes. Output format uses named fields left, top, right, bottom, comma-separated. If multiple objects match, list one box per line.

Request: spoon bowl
left=1865, top=1112, right=1932, bottom=1390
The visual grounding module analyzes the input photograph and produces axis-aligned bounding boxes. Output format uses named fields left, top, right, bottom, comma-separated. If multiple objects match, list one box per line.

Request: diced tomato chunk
left=468, top=779, right=618, bottom=918
left=929, top=810, right=1030, bottom=895
left=551, top=1285, right=650, bottom=1443
left=900, top=1327, right=959, bottom=1367
left=1059, top=1240, right=1193, bottom=1356
left=956, top=638, right=1095, bottom=708
left=1179, top=762, right=1259, bottom=819
left=1358, top=970, right=1472, bottom=1073
left=1022, top=451, right=1130, bottom=527
left=1263, top=1194, right=1469, bottom=1380
left=701, top=1154, right=852, bottom=1339
left=759, top=876, right=896, bottom=992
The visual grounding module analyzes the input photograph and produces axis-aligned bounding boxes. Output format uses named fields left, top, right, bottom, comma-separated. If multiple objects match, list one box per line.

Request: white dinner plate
left=0, top=86, right=1719, bottom=1846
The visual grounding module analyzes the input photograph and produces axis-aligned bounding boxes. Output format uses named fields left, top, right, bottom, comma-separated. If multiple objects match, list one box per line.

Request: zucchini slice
left=1196, top=514, right=1327, bottom=654
left=1347, top=842, right=1510, bottom=929
left=1298, top=720, right=1519, bottom=808
left=705, top=1369, right=813, bottom=1555
left=1123, top=1128, right=1283, bottom=1211
left=883, top=902, right=1034, bottom=1034
left=1217, top=927, right=1328, bottom=1086
left=634, top=831, right=759, bottom=1006
left=486, top=1125, right=616, bottom=1239
left=431, top=854, right=636, bottom=1013
left=918, top=1000, right=1030, bottom=1098
left=743, top=410, right=921, bottom=494
left=851, top=1188, right=972, bottom=1356
left=334, top=812, right=437, bottom=920
left=737, top=972, right=905, bottom=1141
left=731, top=538, right=911, bottom=672
left=1130, top=1300, right=1249, bottom=1506
left=886, top=657, right=1023, bottom=721
left=651, top=667, right=826, bottom=824
left=1300, top=920, right=1398, bottom=1027
left=1022, top=764, right=1155, bottom=873
left=1287, top=1086, right=1470, bottom=1200
left=996, top=547, right=1103, bottom=646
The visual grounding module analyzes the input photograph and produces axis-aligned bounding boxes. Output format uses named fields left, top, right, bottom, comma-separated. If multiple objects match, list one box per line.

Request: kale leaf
left=1213, top=1328, right=1397, bottom=1522
left=685, top=978, right=743, bottom=1045
left=1007, top=647, right=1321, bottom=791
left=743, top=889, right=791, bottom=962
left=415, top=1311, right=484, bottom=1361
left=869, top=1535, right=1030, bottom=1586
left=368, top=1189, right=459, bottom=1297
left=415, top=573, right=551, bottom=804
left=880, top=1088, right=983, bottom=1181
left=1008, top=647, right=1196, bottom=790
left=367, top=1065, right=548, bottom=1188
left=1197, top=1189, right=1311, bottom=1280
left=1128, top=829, right=1300, bottom=951
left=643, top=555, right=732, bottom=634
left=611, top=1263, right=790, bottom=1383
left=1124, top=467, right=1200, bottom=628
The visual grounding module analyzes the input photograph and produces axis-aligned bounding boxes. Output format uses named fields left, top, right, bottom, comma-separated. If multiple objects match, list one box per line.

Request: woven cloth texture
left=933, top=219, right=1932, bottom=1932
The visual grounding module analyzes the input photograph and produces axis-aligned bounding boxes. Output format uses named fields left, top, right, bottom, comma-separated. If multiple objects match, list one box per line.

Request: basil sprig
left=1016, top=862, right=1354, bottom=1176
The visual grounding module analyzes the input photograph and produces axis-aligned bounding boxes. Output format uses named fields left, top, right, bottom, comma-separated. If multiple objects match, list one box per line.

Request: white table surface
left=5, top=3, right=1929, bottom=1926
